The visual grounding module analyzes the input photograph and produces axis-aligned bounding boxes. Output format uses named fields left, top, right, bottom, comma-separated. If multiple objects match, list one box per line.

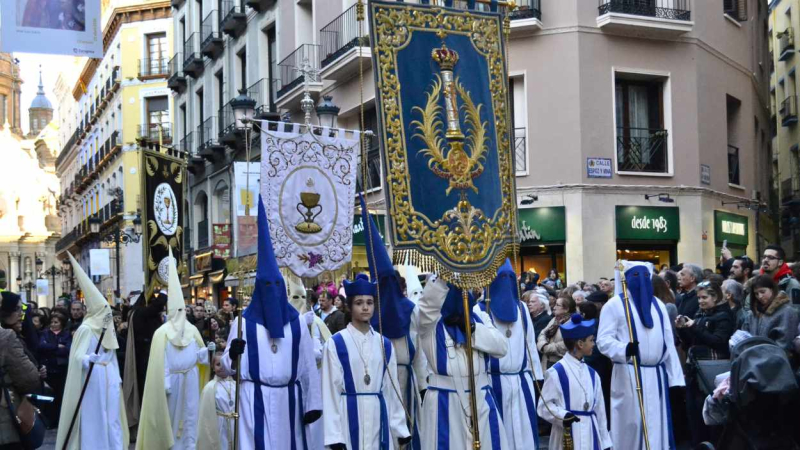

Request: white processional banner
left=260, top=122, right=360, bottom=278
left=1, top=0, right=102, bottom=57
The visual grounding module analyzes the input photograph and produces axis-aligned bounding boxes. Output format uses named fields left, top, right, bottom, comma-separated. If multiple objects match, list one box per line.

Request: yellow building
left=56, top=0, right=173, bottom=298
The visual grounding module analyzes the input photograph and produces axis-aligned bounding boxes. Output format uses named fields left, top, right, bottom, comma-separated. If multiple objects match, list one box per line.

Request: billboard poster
left=1, top=0, right=103, bottom=57
left=233, top=162, right=259, bottom=256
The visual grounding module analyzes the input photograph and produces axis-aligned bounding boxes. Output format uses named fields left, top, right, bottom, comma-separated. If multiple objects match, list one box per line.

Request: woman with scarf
left=537, top=295, right=577, bottom=371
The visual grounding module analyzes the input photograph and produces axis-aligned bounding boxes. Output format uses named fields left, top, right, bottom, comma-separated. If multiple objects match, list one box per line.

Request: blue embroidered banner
left=369, top=1, right=517, bottom=286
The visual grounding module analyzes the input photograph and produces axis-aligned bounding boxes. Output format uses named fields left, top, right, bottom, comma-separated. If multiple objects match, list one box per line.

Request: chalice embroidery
left=295, top=178, right=323, bottom=234
left=162, top=196, right=173, bottom=225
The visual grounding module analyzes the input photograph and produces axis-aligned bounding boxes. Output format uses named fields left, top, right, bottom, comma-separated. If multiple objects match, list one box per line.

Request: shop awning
left=189, top=274, right=205, bottom=287
left=224, top=272, right=256, bottom=287
left=209, top=269, right=226, bottom=284
left=517, top=207, right=566, bottom=246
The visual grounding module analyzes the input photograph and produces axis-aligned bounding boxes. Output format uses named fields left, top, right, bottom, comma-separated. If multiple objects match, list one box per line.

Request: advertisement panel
left=1, top=0, right=103, bottom=57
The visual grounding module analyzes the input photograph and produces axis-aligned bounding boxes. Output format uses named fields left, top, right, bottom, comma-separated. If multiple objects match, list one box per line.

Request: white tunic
left=417, top=278, right=510, bottom=450
left=473, top=301, right=544, bottom=449
left=221, top=316, right=321, bottom=450
left=389, top=307, right=429, bottom=449
left=301, top=311, right=325, bottom=450
left=164, top=340, right=209, bottom=450
left=537, top=353, right=612, bottom=450
left=79, top=334, right=124, bottom=450
left=214, top=378, right=236, bottom=450
left=322, top=324, right=410, bottom=450
left=596, top=295, right=684, bottom=450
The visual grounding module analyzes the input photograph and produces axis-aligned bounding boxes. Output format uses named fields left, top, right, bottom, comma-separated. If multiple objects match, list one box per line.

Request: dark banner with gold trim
left=141, top=149, right=186, bottom=299
left=369, top=1, right=517, bottom=287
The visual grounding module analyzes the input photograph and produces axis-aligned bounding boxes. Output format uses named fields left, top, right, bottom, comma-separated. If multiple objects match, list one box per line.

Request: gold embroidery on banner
left=371, top=3, right=515, bottom=281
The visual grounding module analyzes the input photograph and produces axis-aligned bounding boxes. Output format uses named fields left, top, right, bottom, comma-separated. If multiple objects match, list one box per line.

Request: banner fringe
left=392, top=243, right=519, bottom=289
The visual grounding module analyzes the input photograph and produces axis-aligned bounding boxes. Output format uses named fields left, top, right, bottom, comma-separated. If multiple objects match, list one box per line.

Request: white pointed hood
left=405, top=265, right=423, bottom=304
left=68, top=252, right=117, bottom=350
left=166, top=247, right=193, bottom=347
left=287, top=275, right=308, bottom=313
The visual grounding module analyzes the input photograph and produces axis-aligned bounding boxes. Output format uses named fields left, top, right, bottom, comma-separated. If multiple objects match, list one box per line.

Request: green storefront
left=615, top=206, right=680, bottom=268
left=516, top=207, right=567, bottom=281
left=714, top=211, right=749, bottom=257
left=352, top=213, right=386, bottom=270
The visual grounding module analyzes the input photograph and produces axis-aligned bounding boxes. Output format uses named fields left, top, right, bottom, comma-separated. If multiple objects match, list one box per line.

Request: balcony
left=246, top=78, right=280, bottom=121
left=168, top=53, right=188, bottom=93
left=111, top=67, right=120, bottom=92
left=779, top=28, right=795, bottom=62
left=781, top=96, right=798, bottom=127
left=138, top=123, right=173, bottom=144
left=320, top=4, right=372, bottom=82
left=183, top=34, right=205, bottom=78
left=201, top=11, right=224, bottom=59
left=220, top=1, right=246, bottom=38
left=198, top=116, right=226, bottom=159
left=276, top=44, right=323, bottom=109
left=138, top=58, right=169, bottom=79
left=218, top=101, right=239, bottom=146
left=509, top=0, right=543, bottom=36
left=615, top=127, right=669, bottom=174
left=597, top=0, right=692, bottom=37
left=244, top=0, right=274, bottom=12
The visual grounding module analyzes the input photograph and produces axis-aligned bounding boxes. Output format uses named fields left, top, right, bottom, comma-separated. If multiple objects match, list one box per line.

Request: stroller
left=708, top=337, right=800, bottom=450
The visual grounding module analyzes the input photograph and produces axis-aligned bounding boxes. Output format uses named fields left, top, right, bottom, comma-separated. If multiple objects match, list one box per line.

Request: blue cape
left=441, top=284, right=477, bottom=345
left=361, top=194, right=415, bottom=339
left=242, top=196, right=299, bottom=338
left=625, top=265, right=655, bottom=329
left=488, top=258, right=519, bottom=323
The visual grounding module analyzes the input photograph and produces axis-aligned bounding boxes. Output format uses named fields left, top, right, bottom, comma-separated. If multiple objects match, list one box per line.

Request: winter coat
left=37, top=328, right=71, bottom=376
left=742, top=292, right=800, bottom=353
left=530, top=311, right=552, bottom=341
left=678, top=303, right=735, bottom=357
left=677, top=288, right=700, bottom=321
left=0, top=327, right=40, bottom=445
left=536, top=316, right=566, bottom=372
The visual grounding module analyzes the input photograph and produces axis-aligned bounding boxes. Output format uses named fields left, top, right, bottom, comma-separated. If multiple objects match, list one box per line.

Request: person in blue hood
left=223, top=196, right=322, bottom=450
left=357, top=194, right=429, bottom=449
left=474, top=259, right=544, bottom=448
left=414, top=272, right=510, bottom=450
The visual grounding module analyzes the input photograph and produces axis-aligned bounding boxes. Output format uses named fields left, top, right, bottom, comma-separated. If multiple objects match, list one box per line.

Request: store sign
left=353, top=214, right=385, bottom=246
left=714, top=211, right=749, bottom=246
left=587, top=158, right=613, bottom=179
left=616, top=206, right=680, bottom=241
left=700, top=164, right=711, bottom=185
left=517, top=207, right=566, bottom=245
left=195, top=252, right=213, bottom=273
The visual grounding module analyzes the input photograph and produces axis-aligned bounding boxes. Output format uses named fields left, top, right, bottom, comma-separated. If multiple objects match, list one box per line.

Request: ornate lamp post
left=93, top=211, right=143, bottom=297
left=38, top=258, right=65, bottom=306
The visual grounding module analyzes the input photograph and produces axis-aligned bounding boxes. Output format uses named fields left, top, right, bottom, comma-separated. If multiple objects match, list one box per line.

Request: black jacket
left=320, top=309, right=347, bottom=335
left=677, top=289, right=699, bottom=321
left=531, top=311, right=552, bottom=341
left=678, top=302, right=735, bottom=357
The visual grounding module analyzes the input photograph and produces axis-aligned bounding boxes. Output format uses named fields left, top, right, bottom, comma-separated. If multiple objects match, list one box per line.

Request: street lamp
left=39, top=262, right=65, bottom=306
left=100, top=213, right=143, bottom=298
left=89, top=216, right=102, bottom=234
left=316, top=95, right=340, bottom=128
left=231, top=89, right=256, bottom=131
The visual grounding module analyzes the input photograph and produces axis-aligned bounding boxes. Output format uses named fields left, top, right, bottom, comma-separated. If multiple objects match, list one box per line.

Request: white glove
left=88, top=353, right=101, bottom=364
left=207, top=341, right=217, bottom=353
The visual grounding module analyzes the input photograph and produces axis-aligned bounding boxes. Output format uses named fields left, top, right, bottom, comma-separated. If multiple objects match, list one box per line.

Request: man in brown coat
left=0, top=325, right=40, bottom=448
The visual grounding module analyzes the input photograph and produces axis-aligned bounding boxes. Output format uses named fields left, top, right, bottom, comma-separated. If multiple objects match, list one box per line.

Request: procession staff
left=596, top=261, right=684, bottom=450
left=321, top=273, right=411, bottom=450
left=416, top=275, right=509, bottom=450
left=474, top=259, right=543, bottom=449
left=222, top=196, right=322, bottom=450
left=136, top=248, right=212, bottom=450
left=360, top=194, right=429, bottom=449
left=56, top=253, right=129, bottom=450
left=538, top=313, right=612, bottom=450
left=197, top=353, right=236, bottom=450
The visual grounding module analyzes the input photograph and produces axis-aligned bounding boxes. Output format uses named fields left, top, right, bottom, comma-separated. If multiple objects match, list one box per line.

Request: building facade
left=56, top=0, right=173, bottom=299
left=172, top=0, right=772, bottom=291
left=770, top=0, right=800, bottom=261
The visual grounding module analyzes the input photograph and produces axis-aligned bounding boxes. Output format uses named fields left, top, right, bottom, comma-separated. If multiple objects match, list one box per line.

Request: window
left=213, top=181, right=230, bottom=224
left=727, top=95, right=742, bottom=185
left=194, top=191, right=209, bottom=248
left=238, top=48, right=247, bottom=91
left=357, top=109, right=382, bottom=193
left=147, top=33, right=168, bottom=74
left=614, top=74, right=668, bottom=174
left=147, top=96, right=169, bottom=138
left=510, top=76, right=528, bottom=175
left=267, top=28, right=277, bottom=105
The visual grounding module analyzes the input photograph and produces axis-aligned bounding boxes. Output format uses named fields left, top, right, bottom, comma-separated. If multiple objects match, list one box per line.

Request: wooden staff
left=617, top=261, right=651, bottom=450
left=461, top=289, right=481, bottom=449
left=232, top=283, right=244, bottom=450
left=61, top=313, right=112, bottom=450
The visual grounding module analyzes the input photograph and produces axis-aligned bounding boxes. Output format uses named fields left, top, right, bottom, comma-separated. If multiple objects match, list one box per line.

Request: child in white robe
left=538, top=313, right=612, bottom=450
left=197, top=354, right=235, bottom=450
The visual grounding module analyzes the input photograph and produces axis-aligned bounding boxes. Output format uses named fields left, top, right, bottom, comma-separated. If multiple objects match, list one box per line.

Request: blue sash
left=554, top=362, right=600, bottom=450
left=245, top=317, right=307, bottom=450
left=332, top=332, right=393, bottom=450
left=427, top=384, right=502, bottom=450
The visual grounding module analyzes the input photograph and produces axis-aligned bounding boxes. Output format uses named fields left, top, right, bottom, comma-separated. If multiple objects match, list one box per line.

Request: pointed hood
left=488, top=258, right=520, bottom=323
left=441, top=283, right=476, bottom=345
left=287, top=275, right=308, bottom=313
left=68, top=252, right=117, bottom=350
left=243, top=195, right=298, bottom=338
left=166, top=247, right=193, bottom=347
left=361, top=194, right=414, bottom=339
left=615, top=260, right=655, bottom=329
left=405, top=264, right=423, bottom=304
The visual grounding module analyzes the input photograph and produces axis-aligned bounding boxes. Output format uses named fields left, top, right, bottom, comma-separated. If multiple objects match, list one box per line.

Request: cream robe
left=474, top=301, right=544, bottom=449
left=596, top=295, right=684, bottom=450
left=164, top=340, right=210, bottom=449
left=322, top=324, right=410, bottom=449
left=537, top=352, right=612, bottom=450
left=417, top=278, right=509, bottom=450
left=197, top=376, right=236, bottom=450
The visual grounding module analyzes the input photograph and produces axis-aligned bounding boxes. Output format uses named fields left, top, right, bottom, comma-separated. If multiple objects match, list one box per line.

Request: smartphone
left=722, top=239, right=728, bottom=250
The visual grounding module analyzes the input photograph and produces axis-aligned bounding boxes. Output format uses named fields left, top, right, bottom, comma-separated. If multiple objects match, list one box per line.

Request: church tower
left=0, top=53, right=23, bottom=135
left=28, top=67, right=53, bottom=138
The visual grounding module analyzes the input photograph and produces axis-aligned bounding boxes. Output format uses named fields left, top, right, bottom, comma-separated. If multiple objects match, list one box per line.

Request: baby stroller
left=711, top=337, right=800, bottom=450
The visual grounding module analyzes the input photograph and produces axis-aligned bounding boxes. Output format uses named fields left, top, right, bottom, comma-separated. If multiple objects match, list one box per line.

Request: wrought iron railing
left=183, top=34, right=201, bottom=65
left=138, top=123, right=173, bottom=142
left=514, top=127, right=527, bottom=174
left=202, top=11, right=221, bottom=48
left=780, top=27, right=795, bottom=58
left=219, top=101, right=236, bottom=137
left=246, top=78, right=277, bottom=117
left=320, top=4, right=369, bottom=69
left=727, top=145, right=740, bottom=185
left=169, top=53, right=184, bottom=78
left=616, top=127, right=669, bottom=173
left=781, top=96, right=797, bottom=125
left=510, top=0, right=541, bottom=20
left=199, top=116, right=222, bottom=149
left=197, top=219, right=209, bottom=248
left=598, top=0, right=691, bottom=21
left=278, top=44, right=320, bottom=98
left=138, top=58, right=169, bottom=77
left=181, top=132, right=195, bottom=154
